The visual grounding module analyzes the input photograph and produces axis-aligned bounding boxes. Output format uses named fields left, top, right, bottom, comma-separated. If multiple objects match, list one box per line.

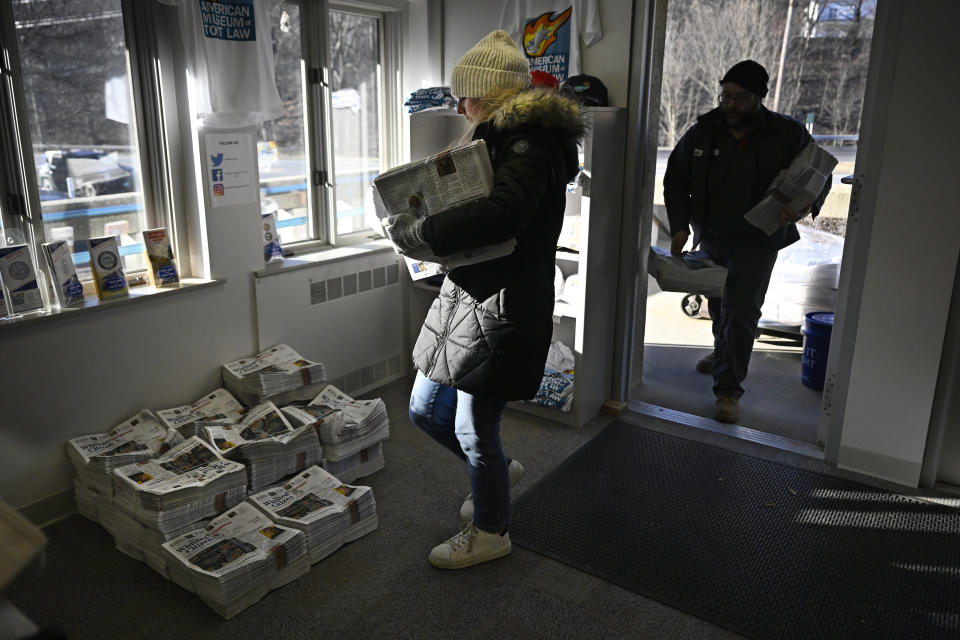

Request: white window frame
left=281, top=0, right=401, bottom=255
left=0, top=0, right=176, bottom=284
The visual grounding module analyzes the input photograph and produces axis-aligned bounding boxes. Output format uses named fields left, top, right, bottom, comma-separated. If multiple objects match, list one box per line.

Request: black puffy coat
left=413, top=88, right=584, bottom=400
left=663, top=106, right=829, bottom=251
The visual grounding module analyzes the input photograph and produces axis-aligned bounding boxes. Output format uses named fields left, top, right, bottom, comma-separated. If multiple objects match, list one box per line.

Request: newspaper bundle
left=157, top=388, right=248, bottom=439
left=221, top=343, right=328, bottom=406
left=202, top=401, right=322, bottom=492
left=248, top=465, right=377, bottom=564
left=100, top=502, right=207, bottom=578
left=321, top=442, right=385, bottom=484
left=745, top=142, right=838, bottom=236
left=112, top=437, right=247, bottom=535
left=282, top=384, right=389, bottom=466
left=162, top=501, right=310, bottom=619
left=648, top=246, right=727, bottom=298
left=67, top=410, right=184, bottom=501
left=373, top=140, right=517, bottom=280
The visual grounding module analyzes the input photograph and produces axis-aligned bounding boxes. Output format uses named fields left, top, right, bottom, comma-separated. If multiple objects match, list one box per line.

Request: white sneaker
left=459, top=459, right=525, bottom=523
left=428, top=522, right=512, bottom=569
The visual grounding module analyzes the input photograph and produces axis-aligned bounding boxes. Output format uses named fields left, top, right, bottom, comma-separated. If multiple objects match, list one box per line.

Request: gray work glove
left=384, top=213, right=426, bottom=255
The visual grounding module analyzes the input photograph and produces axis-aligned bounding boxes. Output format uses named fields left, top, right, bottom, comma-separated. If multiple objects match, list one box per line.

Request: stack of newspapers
left=202, top=401, right=322, bottom=492
left=67, top=410, right=183, bottom=523
left=162, top=501, right=311, bottom=619
left=281, top=384, right=389, bottom=483
left=100, top=503, right=207, bottom=578
left=112, top=437, right=247, bottom=537
left=221, top=344, right=328, bottom=406
left=648, top=246, right=727, bottom=298
left=248, top=465, right=378, bottom=564
left=373, top=140, right=517, bottom=280
left=157, top=388, right=248, bottom=439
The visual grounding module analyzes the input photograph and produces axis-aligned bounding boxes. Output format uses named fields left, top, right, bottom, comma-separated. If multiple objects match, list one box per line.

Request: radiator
left=254, top=251, right=408, bottom=397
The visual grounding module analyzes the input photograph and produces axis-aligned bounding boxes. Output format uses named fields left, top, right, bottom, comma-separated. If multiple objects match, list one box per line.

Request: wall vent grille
left=309, top=262, right=400, bottom=306
left=358, top=270, right=372, bottom=292
left=372, top=266, right=386, bottom=289
left=310, top=280, right=327, bottom=305
left=330, top=355, right=408, bottom=395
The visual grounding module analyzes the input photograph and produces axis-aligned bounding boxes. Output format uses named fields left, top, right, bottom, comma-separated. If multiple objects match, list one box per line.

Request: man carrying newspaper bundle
left=383, top=30, right=583, bottom=569
left=663, top=60, right=833, bottom=424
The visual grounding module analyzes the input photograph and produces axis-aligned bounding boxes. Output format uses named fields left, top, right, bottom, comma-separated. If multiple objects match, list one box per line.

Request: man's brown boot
left=696, top=351, right=716, bottom=374
left=714, top=396, right=739, bottom=423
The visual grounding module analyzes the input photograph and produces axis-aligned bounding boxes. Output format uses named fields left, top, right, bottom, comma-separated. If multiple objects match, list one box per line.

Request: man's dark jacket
left=663, top=106, right=830, bottom=250
left=413, top=87, right=584, bottom=400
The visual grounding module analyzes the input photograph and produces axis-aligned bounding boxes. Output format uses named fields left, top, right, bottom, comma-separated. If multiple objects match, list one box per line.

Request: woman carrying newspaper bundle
left=383, top=30, right=583, bottom=570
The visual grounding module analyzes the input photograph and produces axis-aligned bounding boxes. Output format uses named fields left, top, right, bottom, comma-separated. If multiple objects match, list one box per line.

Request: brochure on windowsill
left=372, top=140, right=516, bottom=280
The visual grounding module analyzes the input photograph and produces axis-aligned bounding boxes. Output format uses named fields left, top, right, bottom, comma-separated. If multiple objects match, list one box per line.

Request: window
left=0, top=0, right=400, bottom=307
left=255, top=1, right=395, bottom=252
left=2, top=0, right=157, bottom=280
left=328, top=8, right=383, bottom=237
left=257, top=2, right=312, bottom=246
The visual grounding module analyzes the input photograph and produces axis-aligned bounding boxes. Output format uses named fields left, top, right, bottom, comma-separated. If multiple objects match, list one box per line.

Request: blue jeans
left=408, top=370, right=510, bottom=533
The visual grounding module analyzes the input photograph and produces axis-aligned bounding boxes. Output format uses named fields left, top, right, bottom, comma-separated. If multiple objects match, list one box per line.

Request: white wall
left=443, top=0, right=634, bottom=107
left=829, top=0, right=960, bottom=485
left=0, top=130, right=263, bottom=516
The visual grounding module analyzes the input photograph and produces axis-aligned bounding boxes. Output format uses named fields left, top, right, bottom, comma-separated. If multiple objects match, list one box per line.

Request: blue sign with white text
left=199, top=0, right=256, bottom=42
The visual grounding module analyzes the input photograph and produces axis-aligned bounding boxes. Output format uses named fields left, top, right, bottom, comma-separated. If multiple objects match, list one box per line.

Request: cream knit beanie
left=451, top=30, right=531, bottom=99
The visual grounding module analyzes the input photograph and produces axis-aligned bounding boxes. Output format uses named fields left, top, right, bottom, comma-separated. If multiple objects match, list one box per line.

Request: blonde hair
left=452, top=89, right=521, bottom=147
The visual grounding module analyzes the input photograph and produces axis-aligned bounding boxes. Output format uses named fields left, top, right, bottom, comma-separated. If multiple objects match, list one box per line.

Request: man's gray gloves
left=384, top=213, right=427, bottom=255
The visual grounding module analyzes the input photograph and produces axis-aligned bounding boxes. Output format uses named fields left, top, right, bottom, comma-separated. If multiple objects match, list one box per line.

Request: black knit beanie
left=719, top=60, right=769, bottom=98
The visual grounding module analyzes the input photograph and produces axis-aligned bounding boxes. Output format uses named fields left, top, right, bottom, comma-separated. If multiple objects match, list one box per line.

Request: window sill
left=257, top=238, right=396, bottom=279
left=0, top=278, right=224, bottom=333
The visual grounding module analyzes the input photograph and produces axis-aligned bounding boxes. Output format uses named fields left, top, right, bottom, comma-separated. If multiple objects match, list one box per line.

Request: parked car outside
left=37, top=150, right=133, bottom=198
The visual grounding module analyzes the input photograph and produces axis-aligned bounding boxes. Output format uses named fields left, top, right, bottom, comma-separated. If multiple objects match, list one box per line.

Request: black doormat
left=510, top=421, right=960, bottom=640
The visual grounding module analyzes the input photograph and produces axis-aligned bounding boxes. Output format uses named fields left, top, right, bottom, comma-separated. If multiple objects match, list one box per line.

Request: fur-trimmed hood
left=485, top=87, right=586, bottom=139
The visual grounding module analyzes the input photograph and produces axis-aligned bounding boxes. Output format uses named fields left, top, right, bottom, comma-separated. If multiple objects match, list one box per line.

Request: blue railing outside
left=42, top=170, right=379, bottom=264
left=71, top=242, right=145, bottom=267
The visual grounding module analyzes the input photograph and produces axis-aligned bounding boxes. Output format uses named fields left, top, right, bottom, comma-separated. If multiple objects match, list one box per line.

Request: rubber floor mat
left=510, top=421, right=960, bottom=640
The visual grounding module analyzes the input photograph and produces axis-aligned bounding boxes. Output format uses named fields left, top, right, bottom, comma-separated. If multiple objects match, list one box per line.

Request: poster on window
left=204, top=132, right=256, bottom=208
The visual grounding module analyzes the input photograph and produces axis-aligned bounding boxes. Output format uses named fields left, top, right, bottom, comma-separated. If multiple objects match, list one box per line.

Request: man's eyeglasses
left=718, top=91, right=755, bottom=105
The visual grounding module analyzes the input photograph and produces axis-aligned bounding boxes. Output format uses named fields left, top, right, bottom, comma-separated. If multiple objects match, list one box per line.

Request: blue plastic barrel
left=801, top=311, right=834, bottom=391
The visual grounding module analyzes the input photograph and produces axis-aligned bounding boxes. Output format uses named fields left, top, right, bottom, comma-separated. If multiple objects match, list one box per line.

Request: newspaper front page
left=744, top=142, right=838, bottom=236
left=157, top=388, right=247, bottom=438
left=373, top=140, right=517, bottom=278
left=113, top=437, right=245, bottom=498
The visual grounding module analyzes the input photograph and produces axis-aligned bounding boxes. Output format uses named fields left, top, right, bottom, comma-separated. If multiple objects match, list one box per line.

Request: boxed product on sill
left=0, top=244, right=44, bottom=315
left=88, top=235, right=129, bottom=300
left=42, top=240, right=85, bottom=307
left=141, top=227, right=180, bottom=287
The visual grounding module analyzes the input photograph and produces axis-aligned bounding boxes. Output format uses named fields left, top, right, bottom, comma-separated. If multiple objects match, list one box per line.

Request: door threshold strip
left=628, top=400, right=825, bottom=460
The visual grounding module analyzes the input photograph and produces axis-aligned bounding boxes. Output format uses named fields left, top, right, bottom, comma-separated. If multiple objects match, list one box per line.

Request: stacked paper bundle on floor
left=162, top=502, right=310, bottom=619
left=157, top=388, right=247, bottom=439
left=112, top=437, right=246, bottom=536
left=221, top=344, right=328, bottom=407
left=321, top=442, right=385, bottom=484
left=248, top=465, right=377, bottom=564
left=67, top=411, right=183, bottom=522
left=281, top=384, right=388, bottom=481
left=101, top=506, right=206, bottom=578
left=202, top=401, right=322, bottom=492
